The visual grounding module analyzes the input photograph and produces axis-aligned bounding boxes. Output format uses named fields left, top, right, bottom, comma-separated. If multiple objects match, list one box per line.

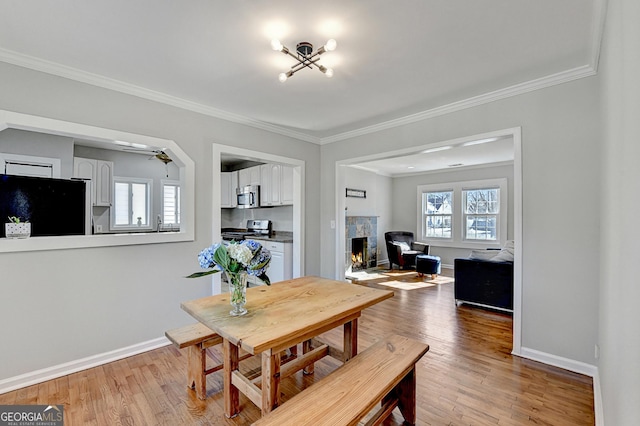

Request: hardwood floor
left=0, top=268, right=595, bottom=425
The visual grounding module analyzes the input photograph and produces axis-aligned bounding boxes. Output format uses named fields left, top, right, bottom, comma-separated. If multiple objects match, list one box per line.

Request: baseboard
left=519, top=346, right=603, bottom=425
left=593, top=369, right=604, bottom=426
left=0, top=337, right=171, bottom=395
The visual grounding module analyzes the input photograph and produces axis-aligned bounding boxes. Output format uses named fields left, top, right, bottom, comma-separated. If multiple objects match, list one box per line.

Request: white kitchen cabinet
left=220, top=171, right=238, bottom=208
left=280, top=165, right=294, bottom=205
left=260, top=163, right=294, bottom=206
left=238, top=165, right=261, bottom=188
left=73, top=157, right=113, bottom=206
left=260, top=163, right=281, bottom=206
left=264, top=241, right=292, bottom=284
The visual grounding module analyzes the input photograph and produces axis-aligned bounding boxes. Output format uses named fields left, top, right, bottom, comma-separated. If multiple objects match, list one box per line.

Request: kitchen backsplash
left=221, top=205, right=293, bottom=231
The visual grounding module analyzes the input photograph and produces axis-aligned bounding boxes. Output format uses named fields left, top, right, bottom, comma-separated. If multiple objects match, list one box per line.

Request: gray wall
left=598, top=0, right=640, bottom=422
left=0, top=129, right=75, bottom=177
left=0, top=61, right=321, bottom=380
left=342, top=166, right=393, bottom=265
left=390, top=164, right=514, bottom=266
left=321, top=76, right=601, bottom=366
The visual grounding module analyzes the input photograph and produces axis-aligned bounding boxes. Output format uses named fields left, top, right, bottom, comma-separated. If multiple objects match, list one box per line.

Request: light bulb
left=278, top=72, right=288, bottom=83
left=324, top=39, right=337, bottom=51
left=271, top=39, right=283, bottom=51
left=325, top=68, right=334, bottom=78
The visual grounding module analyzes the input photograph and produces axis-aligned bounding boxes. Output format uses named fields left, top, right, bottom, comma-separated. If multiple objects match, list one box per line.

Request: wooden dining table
left=180, top=275, right=394, bottom=418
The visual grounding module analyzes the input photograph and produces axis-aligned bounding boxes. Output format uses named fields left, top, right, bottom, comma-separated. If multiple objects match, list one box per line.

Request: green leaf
left=185, top=270, right=220, bottom=279
left=213, top=245, right=230, bottom=270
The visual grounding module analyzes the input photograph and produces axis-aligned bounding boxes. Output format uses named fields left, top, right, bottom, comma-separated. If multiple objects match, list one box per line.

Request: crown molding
left=318, top=64, right=597, bottom=145
left=0, top=48, right=320, bottom=144
left=0, top=0, right=606, bottom=148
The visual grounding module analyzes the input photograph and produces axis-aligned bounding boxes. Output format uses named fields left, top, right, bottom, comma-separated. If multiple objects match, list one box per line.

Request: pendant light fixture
left=271, top=38, right=337, bottom=82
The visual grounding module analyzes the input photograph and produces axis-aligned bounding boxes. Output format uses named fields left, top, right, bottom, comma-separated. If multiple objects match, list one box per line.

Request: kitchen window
left=111, top=177, right=152, bottom=230
left=162, top=180, right=180, bottom=228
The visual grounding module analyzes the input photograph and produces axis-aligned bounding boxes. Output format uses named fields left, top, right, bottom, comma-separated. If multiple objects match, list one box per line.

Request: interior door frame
left=334, top=127, right=523, bottom=355
left=212, top=143, right=305, bottom=294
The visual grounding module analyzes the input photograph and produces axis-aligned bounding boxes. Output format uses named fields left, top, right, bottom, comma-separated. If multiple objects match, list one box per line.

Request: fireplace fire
left=351, top=237, right=368, bottom=271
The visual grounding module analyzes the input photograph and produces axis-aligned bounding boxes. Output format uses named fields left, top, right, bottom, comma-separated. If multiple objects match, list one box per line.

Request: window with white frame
left=162, top=180, right=180, bottom=228
left=424, top=191, right=453, bottom=239
left=463, top=187, right=500, bottom=241
left=418, top=178, right=507, bottom=248
left=111, top=177, right=152, bottom=230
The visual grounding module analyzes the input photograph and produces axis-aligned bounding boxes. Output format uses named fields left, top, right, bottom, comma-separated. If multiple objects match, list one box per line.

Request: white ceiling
left=350, top=136, right=515, bottom=177
left=0, top=0, right=602, bottom=147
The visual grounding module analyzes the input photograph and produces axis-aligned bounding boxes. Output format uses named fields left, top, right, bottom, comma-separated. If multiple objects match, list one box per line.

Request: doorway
left=212, top=144, right=305, bottom=294
left=334, top=127, right=523, bottom=355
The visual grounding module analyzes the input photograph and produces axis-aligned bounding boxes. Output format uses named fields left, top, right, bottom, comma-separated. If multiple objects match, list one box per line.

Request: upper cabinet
left=260, top=163, right=294, bottom=207
left=73, top=157, right=113, bottom=206
left=221, top=171, right=238, bottom=208
left=238, top=165, right=261, bottom=188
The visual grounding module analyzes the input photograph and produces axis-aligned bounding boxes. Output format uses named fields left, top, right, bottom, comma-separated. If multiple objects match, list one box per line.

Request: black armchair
left=384, top=231, right=430, bottom=269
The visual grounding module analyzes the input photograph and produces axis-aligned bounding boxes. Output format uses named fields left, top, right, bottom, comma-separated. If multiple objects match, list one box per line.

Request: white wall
left=390, top=164, right=514, bottom=266
left=321, top=76, right=601, bottom=366
left=598, top=0, right=640, bottom=422
left=0, top=62, right=321, bottom=382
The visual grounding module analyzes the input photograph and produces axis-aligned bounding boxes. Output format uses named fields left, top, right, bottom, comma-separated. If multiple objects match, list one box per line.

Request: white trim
left=511, top=130, right=523, bottom=355
left=593, top=369, right=604, bottom=426
left=320, top=66, right=596, bottom=145
left=518, top=346, right=602, bottom=425
left=0, top=109, right=195, bottom=252
left=519, top=346, right=598, bottom=377
left=0, top=337, right=171, bottom=395
left=589, top=0, right=609, bottom=73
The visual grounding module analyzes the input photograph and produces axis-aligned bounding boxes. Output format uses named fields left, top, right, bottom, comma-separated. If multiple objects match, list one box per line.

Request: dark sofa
left=454, top=258, right=514, bottom=312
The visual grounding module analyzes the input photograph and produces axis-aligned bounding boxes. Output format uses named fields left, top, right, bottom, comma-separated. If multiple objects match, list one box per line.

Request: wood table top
left=181, top=276, right=394, bottom=354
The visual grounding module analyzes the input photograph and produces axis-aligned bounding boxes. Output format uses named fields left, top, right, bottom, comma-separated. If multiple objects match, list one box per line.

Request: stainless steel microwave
left=236, top=184, right=260, bottom=209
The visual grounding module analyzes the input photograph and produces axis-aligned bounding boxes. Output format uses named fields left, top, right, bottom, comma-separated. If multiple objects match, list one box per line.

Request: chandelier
left=271, top=38, right=337, bottom=82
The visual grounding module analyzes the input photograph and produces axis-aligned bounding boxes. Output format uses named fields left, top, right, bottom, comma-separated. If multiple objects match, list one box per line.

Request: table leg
left=343, top=318, right=358, bottom=362
left=223, top=339, right=240, bottom=418
left=261, top=350, right=281, bottom=414
left=302, top=339, right=314, bottom=374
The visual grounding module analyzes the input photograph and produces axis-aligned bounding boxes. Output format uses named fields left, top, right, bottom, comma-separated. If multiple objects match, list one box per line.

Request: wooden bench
left=252, top=334, right=429, bottom=426
left=165, top=323, right=251, bottom=400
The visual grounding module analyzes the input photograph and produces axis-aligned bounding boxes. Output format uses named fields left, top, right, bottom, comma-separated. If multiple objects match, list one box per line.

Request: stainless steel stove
left=221, top=220, right=272, bottom=241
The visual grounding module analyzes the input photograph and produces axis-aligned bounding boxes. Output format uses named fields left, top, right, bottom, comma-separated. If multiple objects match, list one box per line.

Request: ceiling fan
left=123, top=147, right=173, bottom=176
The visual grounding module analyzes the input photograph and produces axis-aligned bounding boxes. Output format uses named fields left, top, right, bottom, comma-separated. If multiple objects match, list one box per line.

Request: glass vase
left=225, top=271, right=248, bottom=316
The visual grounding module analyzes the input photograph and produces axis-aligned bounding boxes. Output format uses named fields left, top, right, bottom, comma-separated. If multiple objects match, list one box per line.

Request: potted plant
left=5, top=216, right=31, bottom=239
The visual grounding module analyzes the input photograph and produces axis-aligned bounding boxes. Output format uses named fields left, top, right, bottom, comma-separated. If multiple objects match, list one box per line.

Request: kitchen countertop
left=250, top=231, right=293, bottom=243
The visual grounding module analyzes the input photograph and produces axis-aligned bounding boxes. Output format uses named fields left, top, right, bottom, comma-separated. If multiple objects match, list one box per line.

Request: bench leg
left=187, top=343, right=207, bottom=400
left=383, top=366, right=417, bottom=425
